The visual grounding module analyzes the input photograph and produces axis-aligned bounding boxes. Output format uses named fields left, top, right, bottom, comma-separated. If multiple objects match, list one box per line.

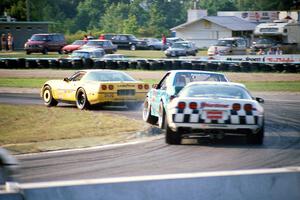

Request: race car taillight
left=108, top=85, right=114, bottom=90
left=101, top=85, right=107, bottom=90
left=232, top=103, right=241, bottom=111
left=144, top=84, right=149, bottom=90
left=178, top=102, right=186, bottom=109
left=189, top=102, right=197, bottom=109
left=138, top=84, right=143, bottom=89
left=244, top=104, right=253, bottom=112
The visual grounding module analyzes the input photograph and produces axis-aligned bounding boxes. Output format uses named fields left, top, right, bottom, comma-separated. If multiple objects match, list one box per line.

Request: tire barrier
left=0, top=58, right=299, bottom=73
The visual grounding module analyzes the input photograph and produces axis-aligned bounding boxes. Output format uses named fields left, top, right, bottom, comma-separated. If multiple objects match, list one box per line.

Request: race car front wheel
left=142, top=98, right=158, bottom=125
left=76, top=88, right=90, bottom=110
left=43, top=86, right=58, bottom=107
left=158, top=102, right=166, bottom=129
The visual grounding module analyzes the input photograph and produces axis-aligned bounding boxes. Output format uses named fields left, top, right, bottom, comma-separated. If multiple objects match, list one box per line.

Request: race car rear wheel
left=165, top=120, right=181, bottom=145
left=247, top=128, right=264, bottom=145
left=158, top=102, right=166, bottom=129
left=76, top=88, right=90, bottom=110
left=42, top=85, right=58, bottom=107
left=142, top=98, right=158, bottom=125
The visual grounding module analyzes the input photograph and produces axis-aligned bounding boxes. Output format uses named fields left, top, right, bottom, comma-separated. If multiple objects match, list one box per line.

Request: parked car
left=99, top=33, right=116, bottom=40
left=142, top=38, right=167, bottom=50
left=207, top=37, right=247, bottom=56
left=62, top=40, right=87, bottom=54
left=142, top=70, right=229, bottom=129
left=41, top=70, right=150, bottom=110
left=165, top=41, right=198, bottom=57
left=166, top=37, right=184, bottom=47
left=69, top=48, right=105, bottom=59
left=24, top=33, right=66, bottom=54
left=111, top=34, right=148, bottom=50
left=164, top=82, right=265, bottom=145
left=80, top=39, right=117, bottom=54
left=250, top=38, right=280, bottom=52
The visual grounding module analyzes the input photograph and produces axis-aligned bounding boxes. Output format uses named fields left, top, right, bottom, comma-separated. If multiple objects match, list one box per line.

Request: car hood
left=63, top=45, right=81, bottom=50
left=167, top=47, right=186, bottom=51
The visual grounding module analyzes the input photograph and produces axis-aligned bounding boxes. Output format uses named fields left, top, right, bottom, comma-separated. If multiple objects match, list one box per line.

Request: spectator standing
left=83, top=35, right=88, bottom=41
left=257, top=48, right=265, bottom=55
left=1, top=34, right=6, bottom=51
left=99, top=34, right=105, bottom=40
left=7, top=32, right=13, bottom=51
left=161, top=34, right=166, bottom=50
left=275, top=47, right=283, bottom=55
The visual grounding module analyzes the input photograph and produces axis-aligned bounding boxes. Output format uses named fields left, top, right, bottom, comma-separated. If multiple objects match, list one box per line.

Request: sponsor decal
left=206, top=111, right=223, bottom=119
left=118, top=84, right=135, bottom=88
left=200, top=102, right=229, bottom=108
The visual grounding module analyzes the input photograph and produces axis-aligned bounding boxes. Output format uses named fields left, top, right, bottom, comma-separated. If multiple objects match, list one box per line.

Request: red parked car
left=62, top=40, right=87, bottom=54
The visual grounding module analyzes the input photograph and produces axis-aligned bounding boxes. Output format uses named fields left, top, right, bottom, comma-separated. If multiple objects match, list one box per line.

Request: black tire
left=58, top=49, right=63, bottom=54
left=42, top=85, right=58, bottom=107
left=158, top=102, right=166, bottom=129
left=130, top=44, right=136, bottom=51
left=26, top=50, right=31, bottom=55
left=149, top=46, right=155, bottom=50
left=165, top=120, right=181, bottom=145
left=247, top=127, right=264, bottom=145
left=42, top=48, right=48, bottom=55
left=76, top=88, right=90, bottom=110
left=142, top=98, right=158, bottom=125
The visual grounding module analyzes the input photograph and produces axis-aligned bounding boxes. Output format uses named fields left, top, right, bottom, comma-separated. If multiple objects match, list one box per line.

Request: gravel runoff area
left=1, top=69, right=300, bottom=82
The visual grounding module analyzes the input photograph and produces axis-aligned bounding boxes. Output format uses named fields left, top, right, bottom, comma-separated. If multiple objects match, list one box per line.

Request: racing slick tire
left=76, top=88, right=90, bottom=110
left=165, top=120, right=181, bottom=145
left=142, top=98, right=158, bottom=125
left=158, top=102, right=166, bottom=129
left=247, top=128, right=264, bottom=145
left=42, top=85, right=58, bottom=107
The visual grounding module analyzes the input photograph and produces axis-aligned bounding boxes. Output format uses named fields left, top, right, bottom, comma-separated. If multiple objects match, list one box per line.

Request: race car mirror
left=256, top=97, right=264, bottom=103
left=63, top=77, right=69, bottom=82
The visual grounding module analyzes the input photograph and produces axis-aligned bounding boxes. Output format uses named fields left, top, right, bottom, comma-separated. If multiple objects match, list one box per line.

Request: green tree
left=123, top=14, right=138, bottom=34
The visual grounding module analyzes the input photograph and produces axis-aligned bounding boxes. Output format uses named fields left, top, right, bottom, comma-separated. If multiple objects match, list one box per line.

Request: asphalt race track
left=0, top=93, right=300, bottom=183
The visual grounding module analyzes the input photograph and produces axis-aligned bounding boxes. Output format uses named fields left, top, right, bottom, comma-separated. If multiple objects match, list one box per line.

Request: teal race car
left=142, top=70, right=229, bottom=128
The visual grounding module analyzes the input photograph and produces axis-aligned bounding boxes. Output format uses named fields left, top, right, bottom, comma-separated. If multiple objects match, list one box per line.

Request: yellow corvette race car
left=41, top=70, right=150, bottom=109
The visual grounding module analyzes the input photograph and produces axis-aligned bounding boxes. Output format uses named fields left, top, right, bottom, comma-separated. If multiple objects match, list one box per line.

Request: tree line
left=1, top=0, right=296, bottom=37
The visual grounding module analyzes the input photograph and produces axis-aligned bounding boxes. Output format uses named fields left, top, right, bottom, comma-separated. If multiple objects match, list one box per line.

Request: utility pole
left=26, top=0, right=30, bottom=21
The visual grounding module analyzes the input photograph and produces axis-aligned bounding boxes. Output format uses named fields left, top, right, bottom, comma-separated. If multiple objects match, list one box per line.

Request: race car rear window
left=180, top=84, right=252, bottom=100
left=173, top=72, right=227, bottom=86
left=84, top=71, right=135, bottom=82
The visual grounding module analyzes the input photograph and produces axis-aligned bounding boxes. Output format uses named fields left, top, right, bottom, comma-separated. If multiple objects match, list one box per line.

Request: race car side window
left=157, top=72, right=170, bottom=90
left=69, top=72, right=86, bottom=81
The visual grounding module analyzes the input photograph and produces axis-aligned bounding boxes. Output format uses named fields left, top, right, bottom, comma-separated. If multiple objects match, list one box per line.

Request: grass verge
left=0, top=77, right=300, bottom=92
left=0, top=104, right=146, bottom=154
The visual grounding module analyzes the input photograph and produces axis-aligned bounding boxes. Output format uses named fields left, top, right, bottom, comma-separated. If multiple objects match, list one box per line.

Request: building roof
left=171, top=16, right=257, bottom=31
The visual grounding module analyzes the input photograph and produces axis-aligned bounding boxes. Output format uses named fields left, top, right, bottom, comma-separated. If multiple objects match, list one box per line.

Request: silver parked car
left=207, top=37, right=247, bottom=56
left=165, top=41, right=198, bottom=57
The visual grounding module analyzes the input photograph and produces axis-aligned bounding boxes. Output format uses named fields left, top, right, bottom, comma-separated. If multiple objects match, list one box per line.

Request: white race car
left=165, top=82, right=265, bottom=145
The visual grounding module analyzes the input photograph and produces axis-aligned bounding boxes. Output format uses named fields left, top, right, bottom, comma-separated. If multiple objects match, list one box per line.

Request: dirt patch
left=0, top=69, right=299, bottom=82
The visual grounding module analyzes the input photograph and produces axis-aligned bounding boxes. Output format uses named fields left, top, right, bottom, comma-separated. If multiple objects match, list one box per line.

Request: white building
left=171, top=11, right=257, bottom=48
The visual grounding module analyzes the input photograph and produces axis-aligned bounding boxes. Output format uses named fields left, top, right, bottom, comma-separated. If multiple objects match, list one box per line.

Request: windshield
left=83, top=71, right=136, bottom=82
left=180, top=84, right=252, bottom=99
left=128, top=35, right=137, bottom=40
left=70, top=51, right=90, bottom=58
left=72, top=40, right=86, bottom=45
left=172, top=43, right=189, bottom=49
left=216, top=40, right=233, bottom=47
left=86, top=41, right=104, bottom=46
left=256, top=38, right=275, bottom=44
left=173, top=72, right=227, bottom=87
left=30, top=35, right=49, bottom=41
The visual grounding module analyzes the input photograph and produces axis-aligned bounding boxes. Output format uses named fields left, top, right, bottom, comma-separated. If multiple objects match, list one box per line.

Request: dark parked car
left=24, top=33, right=66, bottom=54
left=142, top=38, right=168, bottom=50
left=80, top=39, right=117, bottom=54
left=165, top=41, right=198, bottom=57
left=111, top=34, right=148, bottom=50
left=251, top=38, right=280, bottom=52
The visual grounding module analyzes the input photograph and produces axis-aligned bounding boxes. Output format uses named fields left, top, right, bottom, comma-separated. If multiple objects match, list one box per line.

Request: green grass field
left=0, top=77, right=300, bottom=92
left=0, top=104, right=146, bottom=154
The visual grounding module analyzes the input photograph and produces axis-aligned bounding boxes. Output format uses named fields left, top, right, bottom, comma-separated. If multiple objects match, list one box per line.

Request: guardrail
left=0, top=56, right=299, bottom=73
left=1, top=167, right=300, bottom=200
